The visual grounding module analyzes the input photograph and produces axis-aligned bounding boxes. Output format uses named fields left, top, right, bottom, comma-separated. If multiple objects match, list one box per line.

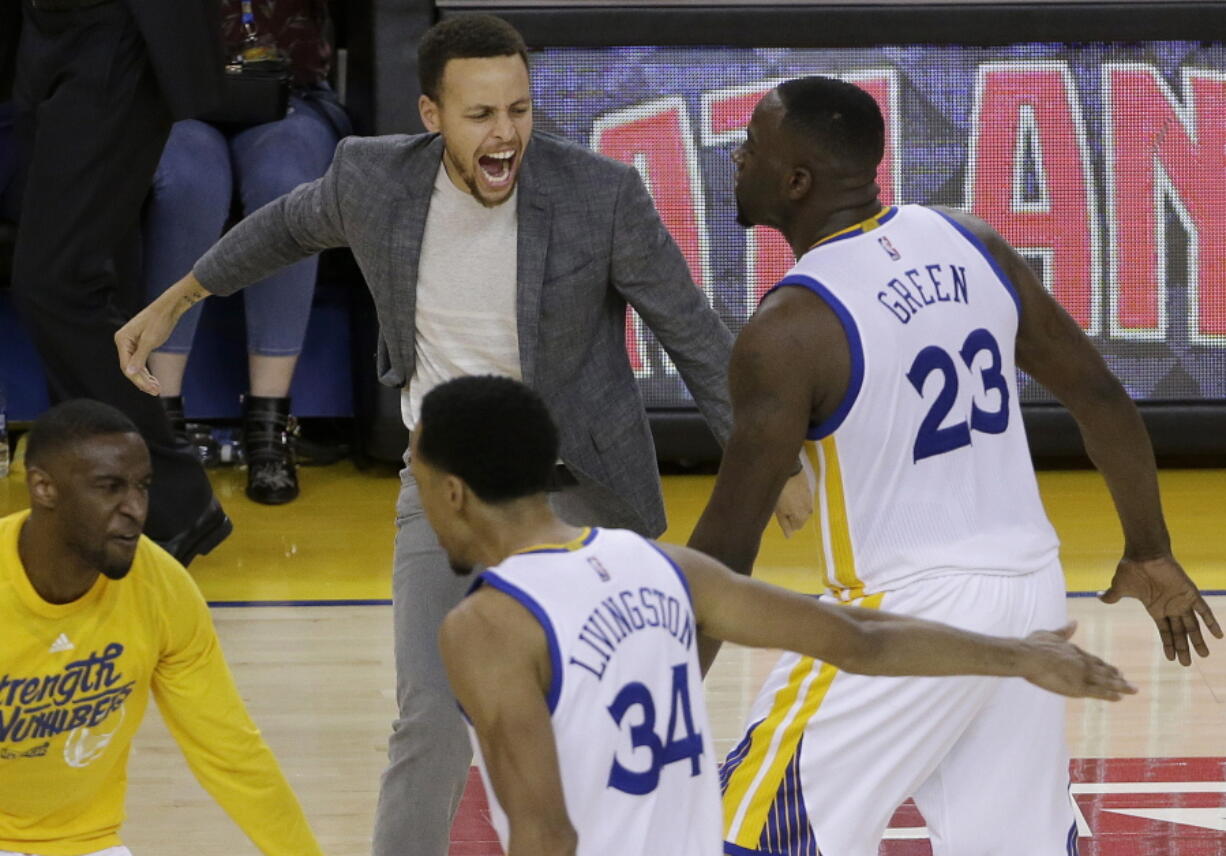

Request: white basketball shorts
left=720, top=562, right=1076, bottom=856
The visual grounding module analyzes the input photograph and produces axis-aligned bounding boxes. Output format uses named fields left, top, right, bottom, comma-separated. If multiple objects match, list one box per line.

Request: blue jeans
left=143, top=91, right=345, bottom=356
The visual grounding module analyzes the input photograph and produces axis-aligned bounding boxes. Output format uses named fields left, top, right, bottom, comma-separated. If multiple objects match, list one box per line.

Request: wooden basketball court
left=2, top=462, right=1222, bottom=854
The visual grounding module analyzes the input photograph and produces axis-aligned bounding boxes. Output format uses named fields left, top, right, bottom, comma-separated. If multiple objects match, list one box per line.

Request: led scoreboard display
left=529, top=43, right=1226, bottom=407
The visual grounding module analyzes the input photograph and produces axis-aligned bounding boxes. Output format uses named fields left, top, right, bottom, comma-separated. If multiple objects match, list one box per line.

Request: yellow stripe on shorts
left=722, top=592, right=886, bottom=848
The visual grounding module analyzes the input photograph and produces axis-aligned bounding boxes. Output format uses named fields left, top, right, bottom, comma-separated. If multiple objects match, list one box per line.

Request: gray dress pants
left=370, top=458, right=614, bottom=856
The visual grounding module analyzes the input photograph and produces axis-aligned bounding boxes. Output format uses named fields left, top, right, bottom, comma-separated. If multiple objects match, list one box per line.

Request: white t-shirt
left=402, top=162, right=520, bottom=429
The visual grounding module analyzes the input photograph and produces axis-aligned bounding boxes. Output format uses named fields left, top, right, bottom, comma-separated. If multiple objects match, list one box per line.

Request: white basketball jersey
left=776, top=205, right=1060, bottom=598
left=466, top=527, right=721, bottom=855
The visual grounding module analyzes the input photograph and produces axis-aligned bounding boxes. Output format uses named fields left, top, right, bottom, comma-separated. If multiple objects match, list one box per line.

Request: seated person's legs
left=142, top=119, right=233, bottom=436
left=228, top=91, right=344, bottom=505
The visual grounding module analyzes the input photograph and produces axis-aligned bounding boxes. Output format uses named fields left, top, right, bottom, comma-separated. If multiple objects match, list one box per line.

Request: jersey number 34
left=606, top=663, right=703, bottom=795
left=906, top=327, right=1010, bottom=462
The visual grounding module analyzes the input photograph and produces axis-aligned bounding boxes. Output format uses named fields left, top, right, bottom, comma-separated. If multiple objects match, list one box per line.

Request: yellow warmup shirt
left=0, top=511, right=324, bottom=856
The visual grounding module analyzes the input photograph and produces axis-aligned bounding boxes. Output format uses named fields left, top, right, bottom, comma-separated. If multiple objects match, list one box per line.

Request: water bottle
left=0, top=384, right=9, bottom=478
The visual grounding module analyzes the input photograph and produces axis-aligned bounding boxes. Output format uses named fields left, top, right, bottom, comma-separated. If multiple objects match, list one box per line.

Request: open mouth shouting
left=476, top=148, right=519, bottom=193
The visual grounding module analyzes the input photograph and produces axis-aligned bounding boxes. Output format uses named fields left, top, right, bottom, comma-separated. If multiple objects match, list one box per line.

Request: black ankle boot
left=160, top=395, right=189, bottom=446
left=243, top=395, right=299, bottom=505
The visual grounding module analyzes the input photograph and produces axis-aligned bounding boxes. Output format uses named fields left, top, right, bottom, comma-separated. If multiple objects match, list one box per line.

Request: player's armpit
left=439, top=591, right=578, bottom=856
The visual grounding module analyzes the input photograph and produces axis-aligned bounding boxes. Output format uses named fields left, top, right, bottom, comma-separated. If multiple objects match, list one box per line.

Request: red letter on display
left=1106, top=66, right=1226, bottom=342
left=967, top=63, right=1098, bottom=332
left=593, top=98, right=708, bottom=376
left=702, top=73, right=898, bottom=312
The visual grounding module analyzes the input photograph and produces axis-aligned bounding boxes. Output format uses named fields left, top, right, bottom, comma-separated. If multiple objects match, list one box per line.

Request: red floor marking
left=450, top=758, right=1226, bottom=855
left=450, top=769, right=499, bottom=853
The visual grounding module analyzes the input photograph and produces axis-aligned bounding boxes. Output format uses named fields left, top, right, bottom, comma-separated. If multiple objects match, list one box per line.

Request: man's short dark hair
left=776, top=76, right=885, bottom=173
left=417, top=376, right=558, bottom=504
left=418, top=14, right=529, bottom=102
left=25, top=399, right=140, bottom=469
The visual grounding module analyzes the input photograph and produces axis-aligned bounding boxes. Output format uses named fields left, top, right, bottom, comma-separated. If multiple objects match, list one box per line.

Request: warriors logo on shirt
left=63, top=705, right=126, bottom=768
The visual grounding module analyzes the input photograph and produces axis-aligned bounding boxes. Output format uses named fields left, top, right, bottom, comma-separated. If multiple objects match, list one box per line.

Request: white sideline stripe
left=883, top=827, right=929, bottom=840
left=883, top=782, right=1226, bottom=840
left=1073, top=793, right=1092, bottom=837
left=1070, top=781, right=1226, bottom=794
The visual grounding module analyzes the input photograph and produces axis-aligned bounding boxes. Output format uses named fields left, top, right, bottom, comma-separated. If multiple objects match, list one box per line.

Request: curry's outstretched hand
left=115, top=274, right=211, bottom=396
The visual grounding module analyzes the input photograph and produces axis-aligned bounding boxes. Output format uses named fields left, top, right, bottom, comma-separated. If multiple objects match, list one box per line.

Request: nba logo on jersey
left=878, top=236, right=901, bottom=261
left=587, top=556, right=611, bottom=581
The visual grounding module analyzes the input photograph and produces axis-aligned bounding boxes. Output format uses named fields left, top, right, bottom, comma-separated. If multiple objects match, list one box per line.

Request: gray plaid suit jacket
left=194, top=131, right=734, bottom=536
